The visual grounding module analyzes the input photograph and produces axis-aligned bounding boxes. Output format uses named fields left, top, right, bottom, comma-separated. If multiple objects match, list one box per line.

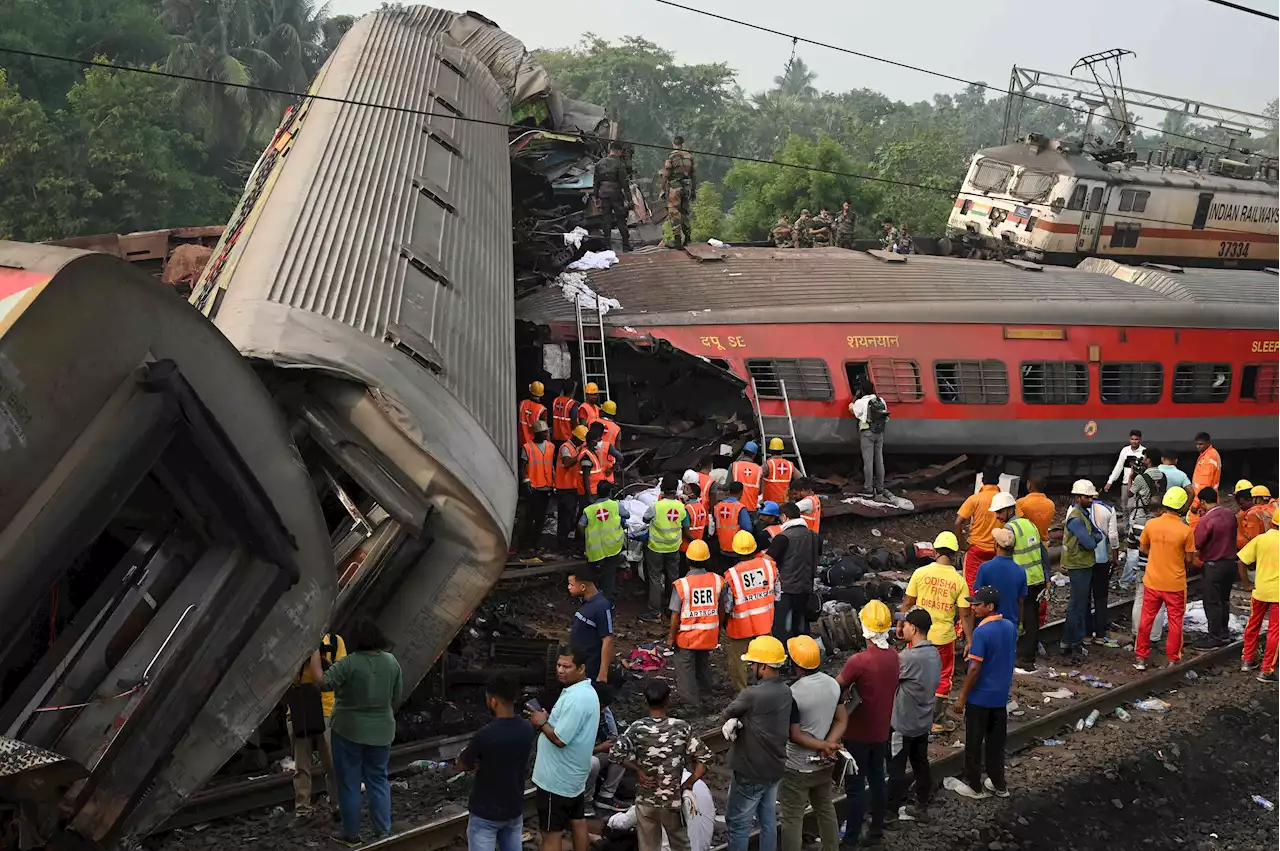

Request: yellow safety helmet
left=602, top=399, right=617, bottom=415
left=741, top=635, right=787, bottom=667
left=572, top=425, right=588, bottom=441
left=1234, top=479, right=1255, bottom=495
left=584, top=382, right=600, bottom=395
left=1252, top=485, right=1272, bottom=498
left=732, top=529, right=758, bottom=555
left=529, top=380, right=545, bottom=397
left=1273, top=507, right=1279, bottom=526
left=686, top=539, right=711, bottom=562
left=768, top=437, right=785, bottom=451
left=786, top=635, right=822, bottom=670
left=859, top=600, right=892, bottom=633
left=1162, top=485, right=1189, bottom=510
left=932, top=530, right=960, bottom=552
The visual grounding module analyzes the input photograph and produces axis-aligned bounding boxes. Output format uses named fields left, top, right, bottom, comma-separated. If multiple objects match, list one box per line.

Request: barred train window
left=1100, top=362, right=1163, bottom=404
left=971, top=160, right=1013, bottom=192
left=1010, top=170, right=1056, bottom=201
left=1172, top=363, right=1232, bottom=404
left=868, top=358, right=923, bottom=403
left=1021, top=362, right=1089, bottom=404
left=746, top=358, right=834, bottom=401
left=934, top=360, right=1009, bottom=404
left=1239, top=363, right=1278, bottom=403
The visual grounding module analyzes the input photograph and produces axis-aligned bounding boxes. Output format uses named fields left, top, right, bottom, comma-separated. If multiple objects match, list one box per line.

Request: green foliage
left=689, top=181, right=724, bottom=242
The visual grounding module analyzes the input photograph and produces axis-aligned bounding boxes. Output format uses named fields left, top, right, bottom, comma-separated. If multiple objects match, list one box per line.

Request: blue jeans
left=1119, top=546, right=1141, bottom=587
left=467, top=814, right=524, bottom=851
left=331, top=731, right=391, bottom=838
left=1063, top=568, right=1093, bottom=650
left=727, top=772, right=779, bottom=851
left=844, top=740, right=887, bottom=843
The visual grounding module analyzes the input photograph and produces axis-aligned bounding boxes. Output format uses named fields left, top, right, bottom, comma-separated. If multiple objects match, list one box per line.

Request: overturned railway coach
left=518, top=248, right=1279, bottom=457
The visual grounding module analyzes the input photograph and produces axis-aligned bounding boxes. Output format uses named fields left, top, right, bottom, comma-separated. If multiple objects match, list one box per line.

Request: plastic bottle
left=1253, top=796, right=1275, bottom=811
left=407, top=759, right=448, bottom=774
left=1114, top=707, right=1132, bottom=722
left=1084, top=709, right=1101, bottom=729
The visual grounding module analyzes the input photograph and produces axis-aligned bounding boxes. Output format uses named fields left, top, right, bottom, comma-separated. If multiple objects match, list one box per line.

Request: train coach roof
left=516, top=247, right=1277, bottom=330
left=976, top=143, right=1277, bottom=192
left=1079, top=258, right=1280, bottom=304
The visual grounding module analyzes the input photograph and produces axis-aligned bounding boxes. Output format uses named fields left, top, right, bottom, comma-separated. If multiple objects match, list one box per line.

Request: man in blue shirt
left=974, top=528, right=1027, bottom=627
left=568, top=569, right=614, bottom=687
left=950, top=587, right=1017, bottom=800
left=530, top=646, right=601, bottom=851
left=1158, top=450, right=1192, bottom=492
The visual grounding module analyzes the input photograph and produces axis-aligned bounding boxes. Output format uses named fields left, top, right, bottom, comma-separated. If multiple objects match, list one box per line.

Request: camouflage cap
left=800, top=209, right=810, bottom=216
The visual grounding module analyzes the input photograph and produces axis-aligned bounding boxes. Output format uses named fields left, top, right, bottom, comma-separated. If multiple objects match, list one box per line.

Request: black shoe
left=1259, top=670, right=1278, bottom=683
left=637, top=611, right=663, bottom=623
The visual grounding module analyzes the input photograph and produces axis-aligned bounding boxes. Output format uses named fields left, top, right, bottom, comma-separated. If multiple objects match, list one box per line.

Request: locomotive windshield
left=971, top=159, right=1013, bottom=192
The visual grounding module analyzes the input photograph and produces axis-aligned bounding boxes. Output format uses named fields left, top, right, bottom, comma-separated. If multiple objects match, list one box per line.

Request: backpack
left=1137, top=468, right=1169, bottom=511
left=867, top=395, right=890, bottom=434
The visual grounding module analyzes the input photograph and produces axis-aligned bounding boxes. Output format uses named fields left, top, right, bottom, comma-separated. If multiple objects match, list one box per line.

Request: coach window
left=847, top=358, right=923, bottom=403
left=1240, top=362, right=1280, bottom=403
left=1100, top=362, right=1163, bottom=404
left=1021, top=361, right=1089, bottom=404
left=1117, top=190, right=1150, bottom=213
left=1111, top=223, right=1141, bottom=249
left=934, top=360, right=1009, bottom=404
left=1172, top=362, right=1232, bottom=403
left=747, top=358, right=833, bottom=401
left=1067, top=185, right=1087, bottom=211
left=1086, top=186, right=1104, bottom=212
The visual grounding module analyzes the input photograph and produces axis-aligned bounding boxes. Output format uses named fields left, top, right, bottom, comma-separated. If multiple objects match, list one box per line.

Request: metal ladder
left=750, top=376, right=807, bottom=477
left=576, top=296, right=611, bottom=401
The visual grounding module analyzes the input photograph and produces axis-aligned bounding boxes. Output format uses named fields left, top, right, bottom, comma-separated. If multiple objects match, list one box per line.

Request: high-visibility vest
left=518, top=399, right=546, bottom=446
left=583, top=499, right=625, bottom=562
left=524, top=440, right=555, bottom=489
left=1007, top=516, right=1045, bottom=586
left=682, top=501, right=708, bottom=552
left=551, top=397, right=576, bottom=442
left=577, top=447, right=604, bottom=496
left=765, top=524, right=783, bottom=538
left=800, top=498, right=822, bottom=533
left=724, top=556, right=777, bottom=639
left=649, top=498, right=687, bottom=553
left=600, top=419, right=622, bottom=482
left=579, top=402, right=599, bottom=426
left=1061, top=506, right=1098, bottom=569
left=555, top=442, right=582, bottom=490
left=674, top=571, right=724, bottom=650
left=762, top=457, right=794, bottom=504
left=714, top=500, right=743, bottom=553
left=731, top=461, right=763, bottom=511
left=697, top=472, right=714, bottom=511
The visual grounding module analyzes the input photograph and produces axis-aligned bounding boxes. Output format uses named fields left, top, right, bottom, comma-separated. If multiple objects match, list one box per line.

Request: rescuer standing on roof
left=1191, top=431, right=1222, bottom=505
left=714, top=482, right=754, bottom=568
left=579, top=482, right=628, bottom=603
left=1239, top=507, right=1279, bottom=682
left=955, top=466, right=1004, bottom=595
left=668, top=539, right=723, bottom=709
left=551, top=382, right=578, bottom=446
left=731, top=442, right=764, bottom=516
left=641, top=476, right=690, bottom=624
left=597, top=401, right=622, bottom=484
left=593, top=141, right=633, bottom=252
left=834, top=202, right=857, bottom=249
left=767, top=502, right=820, bottom=645
left=660, top=136, right=695, bottom=249
left=556, top=425, right=588, bottom=555
left=879, top=219, right=898, bottom=250
left=779, top=635, right=844, bottom=851
left=901, top=531, right=973, bottom=733
left=793, top=210, right=813, bottom=248
left=1134, top=486, right=1196, bottom=670
left=578, top=383, right=602, bottom=428
left=519, top=420, right=556, bottom=556
left=721, top=636, right=790, bottom=851
left=519, top=381, right=549, bottom=448
left=771, top=215, right=793, bottom=249
left=721, top=531, right=779, bottom=694
left=809, top=209, right=833, bottom=248
left=761, top=439, right=794, bottom=506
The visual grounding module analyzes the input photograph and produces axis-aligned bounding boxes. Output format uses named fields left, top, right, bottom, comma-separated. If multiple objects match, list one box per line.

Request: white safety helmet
left=989, top=491, right=1017, bottom=513
left=1071, top=479, right=1099, bottom=497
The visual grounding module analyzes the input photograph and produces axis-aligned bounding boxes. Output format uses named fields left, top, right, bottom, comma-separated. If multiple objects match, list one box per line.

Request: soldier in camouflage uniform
left=611, top=680, right=714, bottom=851
left=834, top=201, right=857, bottom=249
left=660, top=136, right=696, bottom=249
left=593, top=141, right=633, bottom=251
left=879, top=218, right=899, bottom=250
left=771, top=215, right=793, bottom=249
left=793, top=210, right=813, bottom=248
left=810, top=208, right=833, bottom=248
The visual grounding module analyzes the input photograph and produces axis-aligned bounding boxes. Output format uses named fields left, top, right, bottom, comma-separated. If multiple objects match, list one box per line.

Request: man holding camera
left=1104, top=429, right=1146, bottom=534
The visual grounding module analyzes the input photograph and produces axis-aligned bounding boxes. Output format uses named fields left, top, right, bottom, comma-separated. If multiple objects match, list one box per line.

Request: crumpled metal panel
left=1079, top=257, right=1280, bottom=305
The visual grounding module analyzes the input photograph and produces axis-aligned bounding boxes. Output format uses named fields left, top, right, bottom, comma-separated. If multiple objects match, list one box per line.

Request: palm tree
left=772, top=57, right=817, bottom=99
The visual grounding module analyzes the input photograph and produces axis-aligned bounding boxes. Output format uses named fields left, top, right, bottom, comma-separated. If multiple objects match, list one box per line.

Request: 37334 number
left=1218, top=241, right=1250, bottom=258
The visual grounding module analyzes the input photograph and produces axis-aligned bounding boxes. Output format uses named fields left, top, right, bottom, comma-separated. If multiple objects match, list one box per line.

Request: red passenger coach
left=518, top=247, right=1279, bottom=457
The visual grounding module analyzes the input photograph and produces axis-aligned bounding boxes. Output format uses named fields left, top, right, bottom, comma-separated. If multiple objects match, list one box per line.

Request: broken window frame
left=867, top=357, right=924, bottom=403
left=1020, top=361, right=1089, bottom=405
left=1100, top=362, right=1163, bottom=404
left=1239, top=362, right=1278, bottom=403
left=1171, top=362, right=1233, bottom=404
left=933, top=360, right=1009, bottom=405
left=746, top=358, right=834, bottom=402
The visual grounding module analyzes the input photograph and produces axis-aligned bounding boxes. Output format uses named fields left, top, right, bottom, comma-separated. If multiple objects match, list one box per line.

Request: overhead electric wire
left=0, top=45, right=1262, bottom=234
left=1202, top=0, right=1279, bottom=20
left=646, top=0, right=1270, bottom=153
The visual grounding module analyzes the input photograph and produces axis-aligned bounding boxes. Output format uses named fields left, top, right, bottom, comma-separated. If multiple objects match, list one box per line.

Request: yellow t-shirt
left=297, top=633, right=346, bottom=717
left=905, top=561, right=971, bottom=645
left=1239, top=528, right=1279, bottom=604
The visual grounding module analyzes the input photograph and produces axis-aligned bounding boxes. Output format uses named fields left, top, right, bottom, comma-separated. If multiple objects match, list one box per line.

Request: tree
left=0, top=70, right=82, bottom=240
left=772, top=56, right=817, bottom=98
left=689, top=181, right=724, bottom=242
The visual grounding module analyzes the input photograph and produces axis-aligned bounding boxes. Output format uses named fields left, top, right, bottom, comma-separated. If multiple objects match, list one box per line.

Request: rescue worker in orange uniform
left=518, top=420, right=556, bottom=555
left=681, top=481, right=712, bottom=571
left=668, top=540, right=723, bottom=708
left=519, top=381, right=549, bottom=447
left=555, top=425, right=588, bottom=554
left=789, top=478, right=823, bottom=536
left=721, top=530, right=779, bottom=693
left=1250, top=486, right=1278, bottom=534
left=1191, top=431, right=1222, bottom=505
left=761, top=438, right=795, bottom=506
left=578, top=422, right=607, bottom=502
left=955, top=465, right=1004, bottom=595
left=755, top=501, right=782, bottom=551
left=1235, top=480, right=1263, bottom=549
left=598, top=400, right=623, bottom=483
left=578, top=382, right=602, bottom=428
left=714, top=481, right=754, bottom=568
left=731, top=442, right=764, bottom=514
left=551, top=383, right=577, bottom=445
left=694, top=456, right=716, bottom=512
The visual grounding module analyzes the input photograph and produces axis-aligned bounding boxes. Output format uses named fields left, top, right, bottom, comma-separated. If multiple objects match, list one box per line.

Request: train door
left=1075, top=181, right=1108, bottom=253
left=1192, top=192, right=1214, bottom=230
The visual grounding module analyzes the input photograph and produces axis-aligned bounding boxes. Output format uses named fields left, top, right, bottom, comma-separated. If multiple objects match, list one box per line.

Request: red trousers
left=1243, top=598, right=1278, bottom=674
left=1136, top=586, right=1185, bottom=662
left=935, top=640, right=955, bottom=697
left=964, top=547, right=995, bottom=596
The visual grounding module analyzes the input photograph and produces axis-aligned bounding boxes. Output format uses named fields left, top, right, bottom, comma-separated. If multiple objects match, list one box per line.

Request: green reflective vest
left=1061, top=506, right=1097, bottom=570
left=1007, top=516, right=1045, bottom=586
left=648, top=498, right=687, bottom=553
left=583, top=499, right=625, bottom=562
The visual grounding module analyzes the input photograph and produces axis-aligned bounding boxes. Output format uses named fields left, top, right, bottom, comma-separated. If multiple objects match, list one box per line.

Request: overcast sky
left=331, top=0, right=1278, bottom=119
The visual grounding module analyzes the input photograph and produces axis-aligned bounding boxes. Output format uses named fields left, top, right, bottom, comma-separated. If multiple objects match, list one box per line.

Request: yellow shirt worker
left=1239, top=512, right=1278, bottom=681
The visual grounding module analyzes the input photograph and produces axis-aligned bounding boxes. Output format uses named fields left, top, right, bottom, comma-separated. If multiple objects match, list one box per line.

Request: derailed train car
left=0, top=244, right=333, bottom=846
left=187, top=5, right=523, bottom=699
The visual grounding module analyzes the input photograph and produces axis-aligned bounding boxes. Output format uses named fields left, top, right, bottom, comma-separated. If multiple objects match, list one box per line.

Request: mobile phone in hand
left=526, top=699, right=543, bottom=713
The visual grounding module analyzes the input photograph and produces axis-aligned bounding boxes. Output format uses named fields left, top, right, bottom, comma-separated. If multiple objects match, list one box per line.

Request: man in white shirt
left=606, top=772, right=715, bottom=851
left=1104, top=429, right=1145, bottom=533
left=848, top=380, right=890, bottom=500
